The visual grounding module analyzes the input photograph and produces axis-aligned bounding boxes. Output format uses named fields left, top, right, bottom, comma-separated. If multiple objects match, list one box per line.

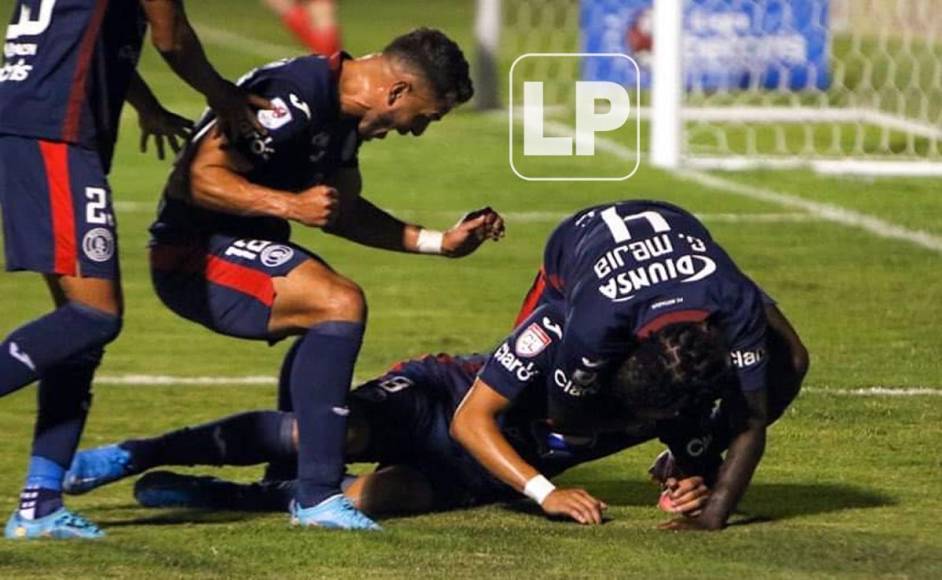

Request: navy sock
left=123, top=411, right=295, bottom=470
left=263, top=341, right=303, bottom=482
left=291, top=321, right=363, bottom=507
left=19, top=457, right=64, bottom=519
left=0, top=303, right=121, bottom=398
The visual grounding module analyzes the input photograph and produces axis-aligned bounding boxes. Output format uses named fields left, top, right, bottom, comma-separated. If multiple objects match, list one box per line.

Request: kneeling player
left=452, top=200, right=809, bottom=531
left=65, top=311, right=721, bottom=525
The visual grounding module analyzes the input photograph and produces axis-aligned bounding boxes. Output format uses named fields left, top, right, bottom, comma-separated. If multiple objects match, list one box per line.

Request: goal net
left=484, top=0, right=942, bottom=175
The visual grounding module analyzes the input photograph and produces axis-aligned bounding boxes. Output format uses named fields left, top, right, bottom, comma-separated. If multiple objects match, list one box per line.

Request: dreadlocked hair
left=612, top=321, right=731, bottom=411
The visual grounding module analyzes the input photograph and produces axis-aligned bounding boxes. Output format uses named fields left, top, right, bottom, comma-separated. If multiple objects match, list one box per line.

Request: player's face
left=360, top=78, right=451, bottom=141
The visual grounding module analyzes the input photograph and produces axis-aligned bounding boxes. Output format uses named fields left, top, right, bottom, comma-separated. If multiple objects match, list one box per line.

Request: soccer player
left=0, top=0, right=272, bottom=539
left=451, top=200, right=809, bottom=530
left=263, top=0, right=342, bottom=56
left=65, top=346, right=712, bottom=522
left=142, top=29, right=499, bottom=530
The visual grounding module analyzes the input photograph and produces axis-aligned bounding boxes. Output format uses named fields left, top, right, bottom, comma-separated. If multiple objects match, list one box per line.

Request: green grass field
left=0, top=1, right=941, bottom=577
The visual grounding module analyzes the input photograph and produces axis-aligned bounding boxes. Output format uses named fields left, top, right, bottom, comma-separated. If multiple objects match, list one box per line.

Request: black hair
left=384, top=27, right=474, bottom=105
left=612, top=321, right=731, bottom=411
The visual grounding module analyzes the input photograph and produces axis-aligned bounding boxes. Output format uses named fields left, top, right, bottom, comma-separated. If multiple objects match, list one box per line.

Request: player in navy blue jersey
left=139, top=28, right=503, bottom=530
left=0, top=0, right=274, bottom=540
left=452, top=201, right=809, bottom=530
left=63, top=346, right=712, bottom=523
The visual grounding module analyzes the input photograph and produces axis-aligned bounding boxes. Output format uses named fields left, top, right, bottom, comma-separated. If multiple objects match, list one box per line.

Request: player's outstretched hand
left=657, top=476, right=710, bottom=516
left=442, top=207, right=506, bottom=258
left=138, top=106, right=194, bottom=161
left=292, top=185, right=340, bottom=228
left=541, top=487, right=608, bottom=525
left=207, top=80, right=273, bottom=143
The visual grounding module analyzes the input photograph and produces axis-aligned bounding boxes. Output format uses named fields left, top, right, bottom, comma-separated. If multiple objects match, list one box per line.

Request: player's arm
left=325, top=168, right=505, bottom=257
left=184, top=131, right=337, bottom=226
left=662, top=389, right=768, bottom=531
left=126, top=71, right=194, bottom=160
left=450, top=378, right=607, bottom=525
left=140, top=0, right=271, bottom=139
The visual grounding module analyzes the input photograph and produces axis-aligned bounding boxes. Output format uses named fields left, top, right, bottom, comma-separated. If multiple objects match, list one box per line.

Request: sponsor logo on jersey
left=82, top=228, right=114, bottom=262
left=260, top=244, right=295, bottom=267
left=257, top=97, right=292, bottom=130
left=515, top=323, right=551, bottom=358
left=8, top=342, right=35, bottom=371
left=553, top=369, right=599, bottom=398
left=541, top=316, right=563, bottom=339
left=730, top=347, right=766, bottom=369
left=685, top=434, right=713, bottom=457
left=289, top=93, right=311, bottom=119
left=598, top=254, right=717, bottom=302
left=494, top=343, right=539, bottom=382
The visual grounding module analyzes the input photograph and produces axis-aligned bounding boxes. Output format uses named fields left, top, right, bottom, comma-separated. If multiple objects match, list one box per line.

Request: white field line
left=113, top=201, right=815, bottom=225
left=94, top=374, right=941, bottom=395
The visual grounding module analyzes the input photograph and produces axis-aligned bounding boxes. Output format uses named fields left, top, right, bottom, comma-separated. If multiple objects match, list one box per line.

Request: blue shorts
left=350, top=358, right=513, bottom=509
left=150, top=234, right=316, bottom=340
left=0, top=136, right=119, bottom=279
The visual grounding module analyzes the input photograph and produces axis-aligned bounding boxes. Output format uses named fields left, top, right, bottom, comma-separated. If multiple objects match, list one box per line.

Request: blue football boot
left=63, top=444, right=136, bottom=495
left=289, top=495, right=381, bottom=531
left=5, top=508, right=104, bottom=539
left=134, top=471, right=222, bottom=509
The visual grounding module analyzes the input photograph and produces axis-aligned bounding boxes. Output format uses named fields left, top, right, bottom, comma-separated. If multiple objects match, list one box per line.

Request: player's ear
left=388, top=80, right=411, bottom=106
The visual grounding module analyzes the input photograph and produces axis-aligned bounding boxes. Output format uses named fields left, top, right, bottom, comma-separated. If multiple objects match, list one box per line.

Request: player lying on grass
left=64, top=347, right=714, bottom=524
left=0, top=0, right=271, bottom=539
left=452, top=200, right=809, bottom=531
left=144, top=28, right=503, bottom=530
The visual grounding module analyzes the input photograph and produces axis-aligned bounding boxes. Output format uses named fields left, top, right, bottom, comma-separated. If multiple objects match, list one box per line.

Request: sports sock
left=122, top=411, right=295, bottom=470
left=0, top=303, right=121, bottom=398
left=290, top=321, right=363, bottom=507
left=18, top=457, right=64, bottom=519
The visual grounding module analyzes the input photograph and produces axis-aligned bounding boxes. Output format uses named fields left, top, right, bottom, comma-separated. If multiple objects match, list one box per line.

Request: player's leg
left=763, top=304, right=809, bottom=423
left=64, top=410, right=296, bottom=494
left=266, top=259, right=378, bottom=528
left=0, top=138, right=122, bottom=539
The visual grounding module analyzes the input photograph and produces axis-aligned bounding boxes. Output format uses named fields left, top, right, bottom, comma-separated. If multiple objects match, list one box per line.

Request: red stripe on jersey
left=204, top=256, right=275, bottom=307
left=514, top=268, right=548, bottom=327
left=62, top=0, right=111, bottom=141
left=39, top=141, right=77, bottom=276
left=635, top=309, right=711, bottom=340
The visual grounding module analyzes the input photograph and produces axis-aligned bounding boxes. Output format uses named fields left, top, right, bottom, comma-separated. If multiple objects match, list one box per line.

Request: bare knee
left=271, top=264, right=367, bottom=334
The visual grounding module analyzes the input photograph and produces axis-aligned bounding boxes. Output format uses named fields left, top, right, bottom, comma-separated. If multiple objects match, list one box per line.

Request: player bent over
left=65, top=347, right=712, bottom=523
left=452, top=200, right=809, bottom=530
left=0, top=0, right=270, bottom=539
left=114, top=30, right=499, bottom=530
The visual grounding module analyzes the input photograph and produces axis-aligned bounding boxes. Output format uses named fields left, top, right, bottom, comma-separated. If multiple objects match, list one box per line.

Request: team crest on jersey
left=515, top=323, right=551, bottom=358
left=260, top=244, right=295, bottom=267
left=82, top=228, right=114, bottom=262
left=257, top=97, right=293, bottom=130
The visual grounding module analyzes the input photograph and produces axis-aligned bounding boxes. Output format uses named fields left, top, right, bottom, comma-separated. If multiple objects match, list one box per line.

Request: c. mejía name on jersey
left=598, top=254, right=717, bottom=302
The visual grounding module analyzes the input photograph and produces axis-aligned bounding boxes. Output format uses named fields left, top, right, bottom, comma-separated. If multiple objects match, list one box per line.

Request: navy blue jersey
left=151, top=54, right=360, bottom=243
left=535, top=201, right=770, bottom=412
left=0, top=0, right=146, bottom=170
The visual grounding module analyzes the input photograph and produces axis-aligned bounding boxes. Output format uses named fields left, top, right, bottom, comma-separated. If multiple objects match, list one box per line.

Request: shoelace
left=56, top=512, right=100, bottom=532
left=336, top=500, right=374, bottom=527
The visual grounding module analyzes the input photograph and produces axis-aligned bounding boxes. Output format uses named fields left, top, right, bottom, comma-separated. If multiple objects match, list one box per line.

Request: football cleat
left=289, top=494, right=381, bottom=531
left=63, top=444, right=136, bottom=495
left=5, top=508, right=104, bottom=540
left=134, top=471, right=222, bottom=509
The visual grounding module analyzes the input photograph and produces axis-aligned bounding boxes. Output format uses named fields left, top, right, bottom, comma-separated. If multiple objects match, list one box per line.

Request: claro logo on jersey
left=493, top=343, right=539, bottom=382
left=730, top=347, right=766, bottom=369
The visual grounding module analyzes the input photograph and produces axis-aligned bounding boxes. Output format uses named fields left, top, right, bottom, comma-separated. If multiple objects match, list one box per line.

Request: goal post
left=478, top=0, right=942, bottom=176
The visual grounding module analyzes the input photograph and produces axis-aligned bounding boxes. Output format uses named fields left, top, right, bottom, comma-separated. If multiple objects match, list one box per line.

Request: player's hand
left=292, top=185, right=340, bottom=228
left=540, top=487, right=608, bottom=525
left=207, top=80, right=273, bottom=143
left=657, top=476, right=710, bottom=516
left=137, top=106, right=193, bottom=161
left=441, top=207, right=505, bottom=258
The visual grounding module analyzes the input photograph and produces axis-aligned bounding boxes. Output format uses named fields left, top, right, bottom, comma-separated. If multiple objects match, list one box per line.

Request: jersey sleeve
left=478, top=304, right=565, bottom=402
left=227, top=77, right=314, bottom=166
left=723, top=285, right=770, bottom=392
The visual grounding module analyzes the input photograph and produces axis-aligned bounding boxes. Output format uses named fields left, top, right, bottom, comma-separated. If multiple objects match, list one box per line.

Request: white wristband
left=523, top=475, right=556, bottom=505
left=416, top=229, right=444, bottom=254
